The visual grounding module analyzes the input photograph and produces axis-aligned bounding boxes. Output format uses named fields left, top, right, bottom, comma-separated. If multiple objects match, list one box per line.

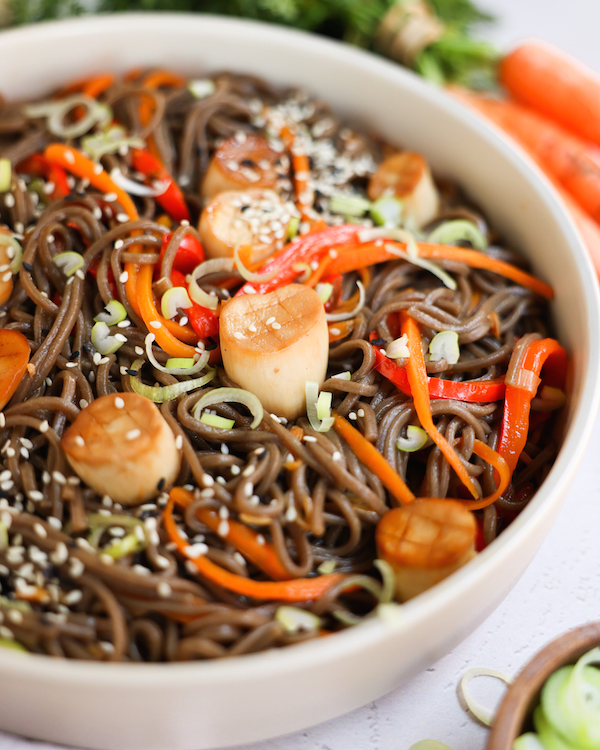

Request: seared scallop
left=198, top=188, right=292, bottom=266
left=368, top=151, right=439, bottom=229
left=200, top=133, right=286, bottom=201
left=219, top=284, right=328, bottom=421
left=62, top=392, right=181, bottom=505
left=376, top=498, right=476, bottom=601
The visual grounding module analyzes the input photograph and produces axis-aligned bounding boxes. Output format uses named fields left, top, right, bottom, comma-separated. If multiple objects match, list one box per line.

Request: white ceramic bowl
left=0, top=13, right=598, bottom=750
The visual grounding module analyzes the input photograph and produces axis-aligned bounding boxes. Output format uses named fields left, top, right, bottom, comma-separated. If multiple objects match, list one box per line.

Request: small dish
left=487, top=621, right=600, bottom=748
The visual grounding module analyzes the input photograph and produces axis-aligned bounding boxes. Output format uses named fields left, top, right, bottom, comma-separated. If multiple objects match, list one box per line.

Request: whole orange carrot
left=448, top=87, right=600, bottom=229
left=500, top=41, right=600, bottom=149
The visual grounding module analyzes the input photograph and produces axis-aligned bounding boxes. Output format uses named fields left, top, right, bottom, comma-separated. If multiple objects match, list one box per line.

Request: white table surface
left=2, top=2, right=600, bottom=749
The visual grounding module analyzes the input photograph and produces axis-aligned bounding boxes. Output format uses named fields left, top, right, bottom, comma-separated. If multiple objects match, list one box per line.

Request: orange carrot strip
left=400, top=313, right=479, bottom=500
left=451, top=440, right=511, bottom=511
left=0, top=330, right=30, bottom=410
left=332, top=413, right=415, bottom=505
left=164, top=495, right=343, bottom=602
left=81, top=74, right=115, bottom=100
left=280, top=125, right=315, bottom=222
left=170, top=487, right=292, bottom=581
left=326, top=240, right=554, bottom=299
left=136, top=264, right=198, bottom=358
left=139, top=71, right=186, bottom=161
left=43, top=143, right=144, bottom=310
left=500, top=41, right=600, bottom=149
left=328, top=319, right=355, bottom=343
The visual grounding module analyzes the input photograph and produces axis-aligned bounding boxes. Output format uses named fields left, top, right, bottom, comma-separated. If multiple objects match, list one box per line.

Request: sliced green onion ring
left=0, top=638, right=28, bottom=652
left=408, top=741, right=455, bottom=750
left=332, top=574, right=385, bottom=625
left=233, top=243, right=278, bottom=283
left=370, top=196, right=403, bottom=228
left=397, top=425, right=428, bottom=452
left=166, top=358, right=196, bottom=370
left=91, top=321, right=125, bottom=356
left=275, top=606, right=322, bottom=634
left=94, top=300, right=127, bottom=325
left=191, top=387, right=264, bottom=430
left=110, top=167, right=168, bottom=198
left=25, top=95, right=113, bottom=139
left=199, top=413, right=236, bottom=430
left=316, top=282, right=334, bottom=304
left=373, top=559, right=395, bottom=604
left=325, top=280, right=365, bottom=322
left=145, top=333, right=208, bottom=376
left=512, top=733, right=546, bottom=750
left=161, top=286, right=193, bottom=320
left=188, top=79, right=216, bottom=99
left=0, top=521, right=8, bottom=551
left=459, top=667, right=513, bottom=726
left=0, top=159, right=11, bottom=193
left=428, top=330, right=460, bottom=364
left=386, top=335, right=410, bottom=359
left=329, top=193, right=371, bottom=217
left=306, top=381, right=334, bottom=433
left=81, top=126, right=145, bottom=162
left=86, top=513, right=148, bottom=558
left=331, top=371, right=351, bottom=381
left=188, top=258, right=234, bottom=311
left=52, top=251, right=84, bottom=277
left=427, top=219, right=488, bottom=250
left=287, top=216, right=300, bottom=239
left=0, top=234, right=23, bottom=274
left=129, top=359, right=216, bottom=403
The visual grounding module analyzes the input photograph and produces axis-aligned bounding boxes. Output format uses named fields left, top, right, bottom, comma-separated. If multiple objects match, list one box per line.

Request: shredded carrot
left=451, top=440, right=511, bottom=511
left=138, top=70, right=186, bottom=161
left=325, top=240, right=554, bottom=300
left=328, top=319, right=355, bottom=343
left=170, top=487, right=292, bottom=581
left=280, top=125, right=315, bottom=222
left=164, top=494, right=343, bottom=601
left=332, top=413, right=415, bottom=505
left=59, top=72, right=115, bottom=97
left=136, top=264, right=198, bottom=357
left=400, top=313, right=480, bottom=500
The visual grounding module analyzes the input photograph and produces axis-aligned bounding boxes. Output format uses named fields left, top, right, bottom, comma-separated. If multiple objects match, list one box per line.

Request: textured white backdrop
left=1, top=2, right=600, bottom=749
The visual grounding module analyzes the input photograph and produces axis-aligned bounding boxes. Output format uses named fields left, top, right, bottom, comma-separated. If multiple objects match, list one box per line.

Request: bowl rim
left=0, top=10, right=597, bottom=689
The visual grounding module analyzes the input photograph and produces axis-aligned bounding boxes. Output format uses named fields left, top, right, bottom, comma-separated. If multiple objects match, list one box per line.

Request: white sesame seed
left=0, top=414, right=4, bottom=429
left=0, top=471, right=10, bottom=483
left=50, top=543, right=68, bottom=566
left=157, top=581, right=172, bottom=598
left=73, top=435, right=85, bottom=447
left=134, top=346, right=144, bottom=356
left=243, top=482, right=253, bottom=497
left=5, top=447, right=15, bottom=458
left=47, top=517, right=62, bottom=530
left=201, top=474, right=214, bottom=487
left=100, top=641, right=115, bottom=654
left=7, top=610, right=23, bottom=625
left=4, top=194, right=15, bottom=208
left=233, top=331, right=245, bottom=340
left=28, top=491, right=43, bottom=502
left=69, top=558, right=85, bottom=578
left=149, top=320, right=161, bottom=329
left=155, top=555, right=171, bottom=570
left=265, top=316, right=276, bottom=326
left=230, top=465, right=241, bottom=476
left=64, top=589, right=83, bottom=606
left=119, top=271, right=129, bottom=283
left=183, top=543, right=209, bottom=559
left=349, top=412, right=357, bottom=420
left=175, top=435, right=183, bottom=451
left=241, top=465, right=254, bottom=478
left=100, top=554, right=114, bottom=565
left=116, top=213, right=130, bottom=223
left=357, top=409, right=365, bottom=417
left=52, top=471, right=66, bottom=485
left=132, top=564, right=150, bottom=576
left=39, top=420, right=49, bottom=433
left=104, top=192, right=117, bottom=202
left=76, top=537, right=94, bottom=552
left=218, top=505, right=229, bottom=520
left=256, top=534, right=265, bottom=546
left=92, top=352, right=102, bottom=366
left=125, top=428, right=141, bottom=441
left=217, top=520, right=230, bottom=537
left=220, top=443, right=229, bottom=455
left=332, top=451, right=342, bottom=461
left=249, top=495, right=260, bottom=506
left=0, top=480, right=13, bottom=492
left=99, top=356, right=110, bottom=365
left=303, top=435, right=317, bottom=443
left=272, top=321, right=281, bottom=330
left=114, top=333, right=127, bottom=343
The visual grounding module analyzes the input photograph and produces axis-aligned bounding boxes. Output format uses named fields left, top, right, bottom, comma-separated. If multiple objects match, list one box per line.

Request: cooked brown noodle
left=0, top=71, right=558, bottom=661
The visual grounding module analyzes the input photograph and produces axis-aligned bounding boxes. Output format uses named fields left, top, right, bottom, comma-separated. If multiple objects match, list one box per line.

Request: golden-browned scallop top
left=220, top=284, right=325, bottom=354
left=376, top=498, right=476, bottom=570
left=62, top=392, right=169, bottom=466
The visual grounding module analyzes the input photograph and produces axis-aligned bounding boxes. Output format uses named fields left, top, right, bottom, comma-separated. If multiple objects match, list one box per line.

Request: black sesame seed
left=371, top=338, right=387, bottom=347
left=125, top=368, right=138, bottom=376
left=22, top=261, right=33, bottom=272
left=240, top=205, right=251, bottom=212
left=64, top=195, right=76, bottom=202
left=156, top=477, right=165, bottom=491
left=70, top=350, right=80, bottom=360
left=82, top=342, right=93, bottom=354
left=41, top=328, right=50, bottom=335
left=240, top=159, right=255, bottom=167
left=205, top=337, right=217, bottom=351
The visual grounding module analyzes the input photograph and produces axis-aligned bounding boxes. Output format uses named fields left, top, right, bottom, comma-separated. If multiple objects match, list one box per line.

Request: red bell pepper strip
left=497, top=337, right=567, bottom=474
left=370, top=334, right=506, bottom=403
left=187, top=303, right=219, bottom=341
left=158, top=231, right=205, bottom=276
left=237, top=224, right=362, bottom=296
left=130, top=149, right=190, bottom=224
left=17, top=154, right=71, bottom=201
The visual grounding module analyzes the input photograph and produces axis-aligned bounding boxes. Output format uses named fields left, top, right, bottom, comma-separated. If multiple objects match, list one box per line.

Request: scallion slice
left=0, top=159, right=11, bottom=193
left=0, top=235, right=22, bottom=274
left=81, top=126, right=145, bottom=162
left=129, top=359, right=216, bottom=403
left=110, top=167, right=168, bottom=198
left=275, top=606, right=322, bottom=633
left=145, top=333, right=209, bottom=376
left=94, top=300, right=127, bottom=326
left=370, top=196, right=402, bottom=228
left=427, top=219, right=488, bottom=250
left=386, top=335, right=410, bottom=359
left=191, top=387, right=263, bottom=429
left=52, top=251, right=84, bottom=277
left=329, top=193, right=371, bottom=217
left=316, top=282, right=334, bottom=304
left=325, top=280, right=365, bottom=322
left=25, top=95, right=112, bottom=140
left=188, top=258, right=234, bottom=311
left=161, top=286, right=193, bottom=320
left=188, top=79, right=216, bottom=99
left=460, top=668, right=513, bottom=726
left=396, top=425, right=428, bottom=452
left=305, top=381, right=334, bottom=433
left=428, top=330, right=460, bottom=364
left=233, top=243, right=277, bottom=283
left=91, top=321, right=125, bottom=356
left=287, top=216, right=300, bottom=239
left=199, top=413, right=236, bottom=430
